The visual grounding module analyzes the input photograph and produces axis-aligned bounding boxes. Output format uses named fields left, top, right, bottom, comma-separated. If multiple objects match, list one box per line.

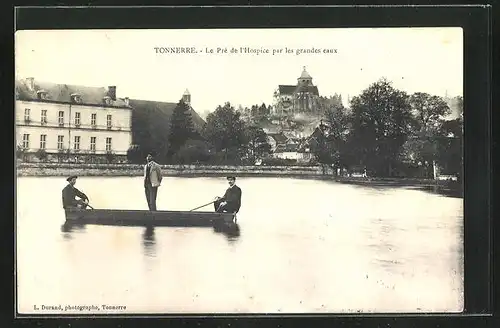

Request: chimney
left=124, top=97, right=129, bottom=106
left=26, top=77, right=35, bottom=91
left=107, top=86, right=116, bottom=100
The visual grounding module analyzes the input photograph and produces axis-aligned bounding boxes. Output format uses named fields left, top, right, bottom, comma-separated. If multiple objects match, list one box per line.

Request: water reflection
left=219, top=223, right=241, bottom=244
left=60, top=221, right=86, bottom=240
left=337, top=180, right=463, bottom=198
left=142, top=225, right=156, bottom=257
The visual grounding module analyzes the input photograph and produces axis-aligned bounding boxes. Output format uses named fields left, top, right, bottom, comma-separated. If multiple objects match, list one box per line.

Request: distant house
left=273, top=143, right=299, bottom=160
left=297, top=142, right=314, bottom=163
left=266, top=132, right=289, bottom=152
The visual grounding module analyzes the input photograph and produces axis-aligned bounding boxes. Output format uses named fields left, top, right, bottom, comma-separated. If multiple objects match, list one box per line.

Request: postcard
left=15, top=27, right=464, bottom=315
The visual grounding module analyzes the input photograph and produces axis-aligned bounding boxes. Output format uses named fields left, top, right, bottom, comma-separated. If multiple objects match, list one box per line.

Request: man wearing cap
left=214, top=176, right=242, bottom=213
left=62, top=175, right=89, bottom=209
left=144, top=153, right=163, bottom=211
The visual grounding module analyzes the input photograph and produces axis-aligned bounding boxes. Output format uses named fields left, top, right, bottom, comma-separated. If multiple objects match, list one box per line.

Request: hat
left=66, top=175, right=78, bottom=182
left=226, top=176, right=236, bottom=180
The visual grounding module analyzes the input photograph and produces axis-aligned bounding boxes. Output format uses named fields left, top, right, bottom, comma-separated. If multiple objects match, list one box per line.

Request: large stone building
left=15, top=77, right=133, bottom=163
left=273, top=67, right=321, bottom=115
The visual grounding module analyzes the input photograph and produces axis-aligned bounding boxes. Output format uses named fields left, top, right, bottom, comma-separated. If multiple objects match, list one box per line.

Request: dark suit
left=62, top=184, right=89, bottom=209
left=214, top=185, right=242, bottom=213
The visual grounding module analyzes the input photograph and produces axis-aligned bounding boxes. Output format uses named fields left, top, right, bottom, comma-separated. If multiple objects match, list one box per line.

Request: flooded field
left=16, top=176, right=464, bottom=314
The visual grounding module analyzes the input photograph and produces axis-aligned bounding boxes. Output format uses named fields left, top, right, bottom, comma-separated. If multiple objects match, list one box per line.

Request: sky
left=15, top=28, right=463, bottom=117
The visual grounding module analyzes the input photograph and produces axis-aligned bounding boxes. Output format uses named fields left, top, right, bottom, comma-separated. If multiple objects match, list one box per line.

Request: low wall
left=16, top=163, right=328, bottom=178
left=15, top=163, right=460, bottom=188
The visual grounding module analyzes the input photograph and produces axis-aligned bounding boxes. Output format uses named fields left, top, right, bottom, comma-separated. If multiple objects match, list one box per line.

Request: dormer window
left=71, top=93, right=82, bottom=103
left=103, top=96, right=112, bottom=106
left=36, top=90, right=48, bottom=100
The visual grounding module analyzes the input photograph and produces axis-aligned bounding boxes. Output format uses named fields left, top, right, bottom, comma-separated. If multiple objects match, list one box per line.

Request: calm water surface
left=16, top=176, right=463, bottom=314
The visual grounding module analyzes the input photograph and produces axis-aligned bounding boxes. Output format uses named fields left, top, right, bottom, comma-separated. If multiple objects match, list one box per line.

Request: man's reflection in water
left=60, top=221, right=86, bottom=240
left=142, top=225, right=156, bottom=257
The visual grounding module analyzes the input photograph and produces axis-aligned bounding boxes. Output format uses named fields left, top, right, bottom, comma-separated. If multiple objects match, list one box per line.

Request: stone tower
left=182, top=89, right=191, bottom=106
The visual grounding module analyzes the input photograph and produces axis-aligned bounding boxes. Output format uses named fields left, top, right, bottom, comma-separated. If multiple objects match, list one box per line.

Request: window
left=57, top=135, right=64, bottom=150
left=106, top=115, right=112, bottom=129
left=22, top=134, right=30, bottom=148
left=58, top=111, right=64, bottom=126
left=41, top=110, right=47, bottom=125
left=105, top=137, right=112, bottom=151
left=75, top=112, right=81, bottom=127
left=90, top=137, right=96, bottom=152
left=91, top=113, right=97, bottom=127
left=40, top=134, right=47, bottom=149
left=74, top=136, right=80, bottom=150
left=24, top=108, right=30, bottom=122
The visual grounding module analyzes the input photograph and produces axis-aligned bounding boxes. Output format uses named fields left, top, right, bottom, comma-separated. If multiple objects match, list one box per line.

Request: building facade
left=15, top=78, right=132, bottom=163
left=273, top=67, right=321, bottom=115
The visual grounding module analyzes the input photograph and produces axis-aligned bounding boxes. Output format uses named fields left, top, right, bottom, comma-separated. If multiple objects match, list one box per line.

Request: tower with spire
left=182, top=88, right=191, bottom=107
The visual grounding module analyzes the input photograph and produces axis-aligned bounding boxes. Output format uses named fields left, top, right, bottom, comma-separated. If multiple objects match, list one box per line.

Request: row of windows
left=23, top=108, right=113, bottom=128
left=21, top=134, right=113, bottom=151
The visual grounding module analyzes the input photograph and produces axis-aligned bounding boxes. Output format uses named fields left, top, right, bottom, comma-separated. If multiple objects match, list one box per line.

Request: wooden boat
left=64, top=208, right=236, bottom=227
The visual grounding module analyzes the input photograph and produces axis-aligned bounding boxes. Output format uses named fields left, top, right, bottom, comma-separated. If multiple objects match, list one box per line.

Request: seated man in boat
left=62, top=175, right=89, bottom=210
left=214, top=176, right=242, bottom=213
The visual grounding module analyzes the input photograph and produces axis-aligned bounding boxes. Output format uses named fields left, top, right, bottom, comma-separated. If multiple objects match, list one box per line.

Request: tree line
left=127, top=100, right=271, bottom=165
left=126, top=77, right=462, bottom=180
left=313, top=78, right=462, bottom=179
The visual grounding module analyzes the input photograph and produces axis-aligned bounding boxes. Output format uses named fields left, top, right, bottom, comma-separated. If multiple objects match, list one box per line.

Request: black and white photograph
left=15, top=27, right=464, bottom=314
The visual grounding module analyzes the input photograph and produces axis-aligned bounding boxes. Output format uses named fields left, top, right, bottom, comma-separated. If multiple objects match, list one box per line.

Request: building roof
left=267, top=132, right=289, bottom=144
left=15, top=78, right=130, bottom=108
left=275, top=143, right=299, bottom=153
left=299, top=67, right=312, bottom=79
left=295, top=84, right=319, bottom=95
left=278, top=85, right=319, bottom=96
left=128, top=99, right=206, bottom=132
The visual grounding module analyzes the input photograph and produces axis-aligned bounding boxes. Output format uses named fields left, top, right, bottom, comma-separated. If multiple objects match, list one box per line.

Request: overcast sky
left=15, top=28, right=462, bottom=116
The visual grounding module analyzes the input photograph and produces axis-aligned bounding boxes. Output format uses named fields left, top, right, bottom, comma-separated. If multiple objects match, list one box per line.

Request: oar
left=78, top=200, right=94, bottom=210
left=189, top=200, right=216, bottom=212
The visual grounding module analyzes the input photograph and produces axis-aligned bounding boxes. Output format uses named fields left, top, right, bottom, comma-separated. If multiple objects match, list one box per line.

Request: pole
left=68, top=102, right=72, bottom=152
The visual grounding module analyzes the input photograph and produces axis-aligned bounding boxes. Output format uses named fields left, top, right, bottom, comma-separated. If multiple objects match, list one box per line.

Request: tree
left=56, top=148, right=70, bottom=163
left=347, top=78, right=413, bottom=176
left=435, top=118, right=463, bottom=179
left=35, top=149, right=48, bottom=162
left=400, top=92, right=452, bottom=177
left=244, top=125, right=271, bottom=162
left=172, top=139, right=213, bottom=164
left=321, top=103, right=351, bottom=169
left=105, top=151, right=116, bottom=164
left=168, top=99, right=194, bottom=158
left=16, top=144, right=27, bottom=162
left=410, top=92, right=451, bottom=132
left=127, top=144, right=144, bottom=164
left=203, top=102, right=247, bottom=162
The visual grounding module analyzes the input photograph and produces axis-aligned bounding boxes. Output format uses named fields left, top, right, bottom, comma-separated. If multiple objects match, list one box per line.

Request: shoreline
left=16, top=163, right=461, bottom=189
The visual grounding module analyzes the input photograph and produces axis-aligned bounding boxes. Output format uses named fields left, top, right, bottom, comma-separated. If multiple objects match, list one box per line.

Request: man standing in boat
left=144, top=153, right=163, bottom=211
left=214, top=176, right=242, bottom=213
left=62, top=175, right=89, bottom=209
